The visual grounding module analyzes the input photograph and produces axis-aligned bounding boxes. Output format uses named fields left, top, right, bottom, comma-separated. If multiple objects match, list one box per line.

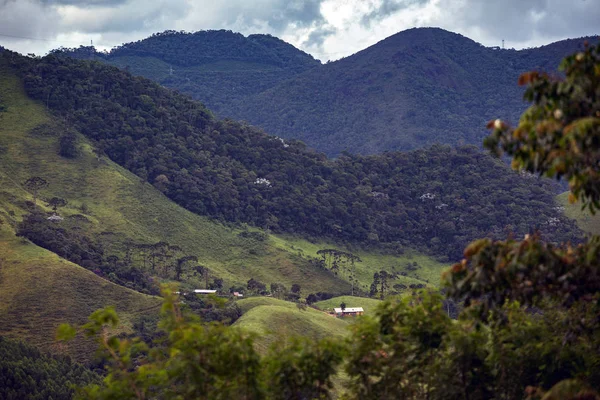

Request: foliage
left=23, top=175, right=48, bottom=206
left=61, top=287, right=345, bottom=399
left=442, top=42, right=600, bottom=396
left=55, top=36, right=600, bottom=400
left=2, top=50, right=580, bottom=261
left=16, top=211, right=159, bottom=294
left=484, top=43, right=600, bottom=213
left=0, top=336, right=99, bottom=400
left=344, top=292, right=600, bottom=400
left=59, top=130, right=79, bottom=158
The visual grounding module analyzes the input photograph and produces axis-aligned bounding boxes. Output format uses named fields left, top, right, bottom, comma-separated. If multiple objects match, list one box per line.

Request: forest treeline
left=1, top=49, right=580, bottom=260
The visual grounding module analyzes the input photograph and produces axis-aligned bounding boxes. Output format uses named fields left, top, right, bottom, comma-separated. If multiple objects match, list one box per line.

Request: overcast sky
left=0, top=0, right=598, bottom=61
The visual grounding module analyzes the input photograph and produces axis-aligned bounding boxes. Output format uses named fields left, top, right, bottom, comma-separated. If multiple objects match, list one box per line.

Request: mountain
left=1, top=49, right=580, bottom=264
left=228, top=28, right=598, bottom=156
left=53, top=30, right=320, bottom=115
left=54, top=28, right=598, bottom=157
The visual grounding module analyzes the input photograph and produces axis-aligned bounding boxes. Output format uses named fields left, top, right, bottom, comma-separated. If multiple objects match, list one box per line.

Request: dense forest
left=53, top=28, right=599, bottom=156
left=0, top=336, right=99, bottom=400
left=53, top=30, right=320, bottom=115
left=1, top=50, right=580, bottom=261
left=228, top=28, right=599, bottom=156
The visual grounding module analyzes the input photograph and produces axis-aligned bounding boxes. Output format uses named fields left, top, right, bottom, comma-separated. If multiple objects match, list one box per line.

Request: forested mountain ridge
left=54, top=28, right=598, bottom=157
left=53, top=30, right=320, bottom=115
left=2, top=49, right=580, bottom=261
left=228, top=28, right=599, bottom=156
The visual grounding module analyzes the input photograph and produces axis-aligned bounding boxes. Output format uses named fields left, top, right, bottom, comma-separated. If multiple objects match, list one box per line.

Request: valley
left=0, top=20, right=598, bottom=399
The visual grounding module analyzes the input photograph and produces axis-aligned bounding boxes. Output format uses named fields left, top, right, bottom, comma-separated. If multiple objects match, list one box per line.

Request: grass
left=313, top=296, right=382, bottom=316
left=557, top=192, right=600, bottom=236
left=234, top=297, right=350, bottom=352
left=0, top=59, right=349, bottom=295
left=270, top=235, right=449, bottom=292
left=0, top=224, right=161, bottom=361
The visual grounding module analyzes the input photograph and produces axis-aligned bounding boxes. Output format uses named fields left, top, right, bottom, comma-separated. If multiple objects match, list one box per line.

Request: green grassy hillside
left=557, top=192, right=600, bottom=235
left=271, top=235, right=448, bottom=291
left=234, top=297, right=349, bottom=352
left=0, top=223, right=161, bottom=361
left=313, top=296, right=382, bottom=316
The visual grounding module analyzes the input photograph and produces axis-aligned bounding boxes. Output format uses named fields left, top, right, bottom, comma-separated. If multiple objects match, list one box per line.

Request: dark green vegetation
left=54, top=28, right=598, bottom=157
left=0, top=336, right=99, bottom=400
left=60, top=41, right=600, bottom=400
left=53, top=30, right=319, bottom=115
left=2, top=49, right=580, bottom=262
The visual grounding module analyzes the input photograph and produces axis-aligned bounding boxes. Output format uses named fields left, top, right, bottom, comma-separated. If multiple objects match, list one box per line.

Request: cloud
left=359, top=0, right=430, bottom=27
left=0, top=0, right=597, bottom=59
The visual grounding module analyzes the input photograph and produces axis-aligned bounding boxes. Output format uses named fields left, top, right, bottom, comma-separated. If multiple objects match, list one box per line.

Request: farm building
left=333, top=307, right=364, bottom=317
left=194, top=289, right=217, bottom=294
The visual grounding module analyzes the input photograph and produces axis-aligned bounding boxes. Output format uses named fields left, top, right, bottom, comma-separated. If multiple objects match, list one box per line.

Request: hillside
left=556, top=192, right=600, bottom=236
left=234, top=297, right=349, bottom=352
left=0, top=58, right=351, bottom=297
left=229, top=28, right=598, bottom=156
left=1, top=49, right=581, bottom=263
left=53, top=30, right=320, bottom=114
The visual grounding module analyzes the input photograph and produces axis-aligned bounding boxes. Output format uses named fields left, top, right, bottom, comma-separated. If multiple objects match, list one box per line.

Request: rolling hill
left=0, top=57, right=352, bottom=295
left=313, top=296, right=382, bottom=316
left=234, top=297, right=349, bottom=352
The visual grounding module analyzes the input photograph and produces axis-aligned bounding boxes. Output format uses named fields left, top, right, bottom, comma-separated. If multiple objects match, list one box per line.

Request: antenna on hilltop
left=502, top=39, right=505, bottom=49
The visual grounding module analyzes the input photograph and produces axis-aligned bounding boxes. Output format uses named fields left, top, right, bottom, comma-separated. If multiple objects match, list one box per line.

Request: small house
left=333, top=307, right=364, bottom=317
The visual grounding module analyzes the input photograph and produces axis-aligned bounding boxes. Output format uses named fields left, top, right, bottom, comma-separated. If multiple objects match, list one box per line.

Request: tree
left=369, top=272, right=380, bottom=298
left=247, top=278, right=266, bottom=294
left=23, top=176, right=48, bottom=207
left=59, top=131, right=78, bottom=158
left=291, top=283, right=301, bottom=294
left=447, top=42, right=600, bottom=315
left=46, top=197, right=67, bottom=212
left=340, top=302, right=346, bottom=312
left=378, top=270, right=390, bottom=300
